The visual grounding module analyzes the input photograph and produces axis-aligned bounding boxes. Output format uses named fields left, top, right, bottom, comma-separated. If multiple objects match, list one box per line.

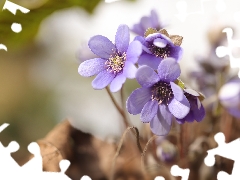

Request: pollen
left=151, top=81, right=174, bottom=105
left=105, top=52, right=126, bottom=74
left=149, top=44, right=171, bottom=58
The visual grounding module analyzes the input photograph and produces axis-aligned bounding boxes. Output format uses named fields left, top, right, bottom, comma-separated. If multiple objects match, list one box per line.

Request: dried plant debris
left=25, top=120, right=159, bottom=180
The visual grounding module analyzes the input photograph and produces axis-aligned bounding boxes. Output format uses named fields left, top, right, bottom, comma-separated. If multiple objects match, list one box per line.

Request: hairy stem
left=180, top=124, right=184, bottom=159
left=110, top=126, right=143, bottom=180
left=141, top=135, right=157, bottom=171
left=120, top=84, right=125, bottom=110
left=222, top=109, right=233, bottom=142
left=105, top=86, right=130, bottom=128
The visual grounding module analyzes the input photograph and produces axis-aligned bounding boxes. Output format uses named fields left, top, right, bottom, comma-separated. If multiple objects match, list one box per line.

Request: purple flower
left=131, top=9, right=164, bottom=36
left=78, top=24, right=142, bottom=92
left=219, top=79, right=240, bottom=118
left=136, top=30, right=183, bottom=69
left=126, top=58, right=190, bottom=136
left=175, top=89, right=205, bottom=124
left=156, top=139, right=177, bottom=162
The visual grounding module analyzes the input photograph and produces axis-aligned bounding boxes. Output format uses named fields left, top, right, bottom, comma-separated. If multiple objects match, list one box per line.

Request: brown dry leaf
left=24, top=119, right=156, bottom=180
left=144, top=28, right=158, bottom=37
left=169, top=35, right=183, bottom=46
left=37, top=120, right=73, bottom=172
left=159, top=29, right=170, bottom=37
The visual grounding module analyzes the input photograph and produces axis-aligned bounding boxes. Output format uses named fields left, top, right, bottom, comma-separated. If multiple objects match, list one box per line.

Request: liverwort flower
left=78, top=24, right=142, bottom=92
left=175, top=88, right=205, bottom=124
left=135, top=29, right=183, bottom=69
left=156, top=139, right=177, bottom=163
left=218, top=79, right=240, bottom=118
left=131, top=9, right=164, bottom=37
left=126, top=58, right=190, bottom=136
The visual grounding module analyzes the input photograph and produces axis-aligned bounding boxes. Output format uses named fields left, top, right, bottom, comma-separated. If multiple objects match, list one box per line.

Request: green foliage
left=0, top=0, right=101, bottom=50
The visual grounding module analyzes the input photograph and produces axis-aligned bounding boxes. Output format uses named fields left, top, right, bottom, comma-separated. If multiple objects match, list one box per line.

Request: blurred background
left=0, top=0, right=240, bottom=165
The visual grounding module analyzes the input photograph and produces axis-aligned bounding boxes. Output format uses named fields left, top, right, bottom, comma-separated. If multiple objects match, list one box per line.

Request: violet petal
left=168, top=95, right=190, bottom=119
left=110, top=73, right=126, bottom=92
left=115, top=24, right=130, bottom=54
left=127, top=88, right=152, bottom=115
left=138, top=53, right=161, bottom=69
left=146, top=33, right=171, bottom=43
left=153, top=38, right=167, bottom=48
left=92, top=70, right=115, bottom=89
left=178, top=112, right=195, bottom=123
left=126, top=40, right=142, bottom=63
left=184, top=88, right=199, bottom=96
left=134, top=36, right=152, bottom=54
left=136, top=65, right=160, bottom=87
left=193, top=104, right=205, bottom=122
left=132, top=24, right=144, bottom=36
left=175, top=118, right=185, bottom=124
left=140, top=16, right=152, bottom=30
left=140, top=100, right=158, bottom=123
left=150, top=9, right=159, bottom=28
left=197, top=98, right=201, bottom=109
left=170, top=45, right=183, bottom=61
left=150, top=104, right=172, bottom=136
left=157, top=58, right=180, bottom=82
left=170, top=82, right=184, bottom=101
left=78, top=58, right=106, bottom=77
left=123, top=61, right=137, bottom=79
left=89, top=35, right=116, bottom=59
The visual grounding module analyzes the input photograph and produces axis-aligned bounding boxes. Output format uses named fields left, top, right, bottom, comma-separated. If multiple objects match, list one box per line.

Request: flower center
left=151, top=81, right=174, bottom=105
left=105, top=52, right=126, bottom=74
left=149, top=44, right=171, bottom=58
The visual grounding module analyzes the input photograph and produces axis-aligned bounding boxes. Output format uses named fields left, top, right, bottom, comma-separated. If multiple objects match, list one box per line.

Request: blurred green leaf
left=0, top=0, right=101, bottom=50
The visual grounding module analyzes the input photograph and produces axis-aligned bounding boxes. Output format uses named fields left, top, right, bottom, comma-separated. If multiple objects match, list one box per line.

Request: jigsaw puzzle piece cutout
left=2, top=0, right=30, bottom=15
left=217, top=171, right=235, bottom=180
left=154, top=176, right=165, bottom=180
left=0, top=123, right=9, bottom=133
left=39, top=160, right=72, bottom=180
left=0, top=141, right=20, bottom=172
left=217, top=160, right=240, bottom=180
left=170, top=165, right=190, bottom=180
left=205, top=132, right=240, bottom=164
left=205, top=132, right=240, bottom=179
left=21, top=159, right=72, bottom=180
left=0, top=44, right=8, bottom=51
left=80, top=175, right=92, bottom=180
left=59, top=159, right=70, bottom=174
left=216, top=28, right=240, bottom=77
left=21, top=142, right=42, bottom=172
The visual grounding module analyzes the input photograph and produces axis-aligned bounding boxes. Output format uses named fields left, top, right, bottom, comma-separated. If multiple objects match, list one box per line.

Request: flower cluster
left=126, top=58, right=205, bottom=135
left=78, top=11, right=205, bottom=136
